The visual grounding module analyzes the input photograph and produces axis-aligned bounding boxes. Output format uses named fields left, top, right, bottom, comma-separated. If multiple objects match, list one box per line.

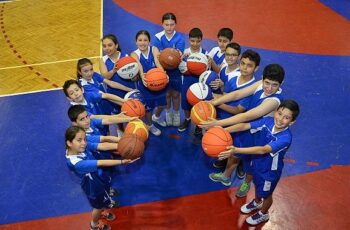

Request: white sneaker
left=152, top=114, right=167, bottom=127
left=148, top=124, right=161, bottom=136
left=245, top=211, right=269, bottom=226
left=165, top=111, right=173, bottom=126
left=173, top=111, right=180, bottom=127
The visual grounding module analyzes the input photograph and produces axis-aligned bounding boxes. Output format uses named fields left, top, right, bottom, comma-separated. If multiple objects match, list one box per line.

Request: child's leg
left=91, top=208, right=103, bottom=226
left=222, top=155, right=239, bottom=178
left=166, top=90, right=172, bottom=110
left=261, top=195, right=272, bottom=214
left=154, top=106, right=164, bottom=118
left=145, top=111, right=152, bottom=126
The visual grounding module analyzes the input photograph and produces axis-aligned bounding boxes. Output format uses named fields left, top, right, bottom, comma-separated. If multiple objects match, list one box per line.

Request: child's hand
left=199, top=117, right=217, bottom=130
left=123, top=157, right=140, bottom=164
left=210, top=79, right=223, bottom=90
left=115, top=111, right=138, bottom=122
left=218, top=146, right=235, bottom=160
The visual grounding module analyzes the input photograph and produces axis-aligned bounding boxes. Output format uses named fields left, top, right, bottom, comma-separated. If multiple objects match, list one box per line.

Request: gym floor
left=0, top=0, right=349, bottom=229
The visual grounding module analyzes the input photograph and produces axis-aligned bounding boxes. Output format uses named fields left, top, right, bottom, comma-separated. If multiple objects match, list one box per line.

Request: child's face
left=262, top=78, right=280, bottom=96
left=224, top=47, right=239, bottom=66
left=73, top=111, right=91, bottom=130
left=66, top=84, right=84, bottom=103
left=102, top=38, right=118, bottom=56
left=162, top=19, right=176, bottom=36
left=274, top=107, right=294, bottom=130
left=189, top=37, right=202, bottom=52
left=67, top=130, right=87, bottom=153
left=79, top=64, right=94, bottom=80
left=218, top=36, right=230, bottom=52
left=136, top=34, right=150, bottom=52
left=239, top=57, right=258, bottom=77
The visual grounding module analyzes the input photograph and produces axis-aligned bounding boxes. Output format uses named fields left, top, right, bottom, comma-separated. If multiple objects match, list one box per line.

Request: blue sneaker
left=246, top=211, right=269, bottom=225
left=240, top=199, right=263, bottom=214
left=209, top=172, right=231, bottom=186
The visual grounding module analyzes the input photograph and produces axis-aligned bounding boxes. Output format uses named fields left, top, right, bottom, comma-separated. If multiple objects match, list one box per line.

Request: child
left=130, top=30, right=167, bottom=136
left=202, top=64, right=285, bottom=197
left=65, top=126, right=138, bottom=230
left=178, top=28, right=208, bottom=133
left=213, top=48, right=260, bottom=169
left=77, top=58, right=133, bottom=115
left=62, top=79, right=125, bottom=117
left=208, top=28, right=233, bottom=74
left=153, top=12, right=185, bottom=127
left=99, top=34, right=136, bottom=99
left=217, top=100, right=300, bottom=225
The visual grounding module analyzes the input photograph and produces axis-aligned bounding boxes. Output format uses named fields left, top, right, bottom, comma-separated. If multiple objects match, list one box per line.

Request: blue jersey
left=85, top=118, right=105, bottom=142
left=70, top=91, right=103, bottom=115
left=208, top=47, right=226, bottom=67
left=249, top=117, right=292, bottom=178
left=103, top=52, right=136, bottom=98
left=78, top=72, right=106, bottom=93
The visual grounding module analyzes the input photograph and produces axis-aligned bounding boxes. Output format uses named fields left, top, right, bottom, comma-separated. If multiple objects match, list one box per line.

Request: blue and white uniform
left=70, top=91, right=104, bottom=115
left=249, top=116, right=292, bottom=198
left=153, top=31, right=185, bottom=92
left=134, top=46, right=166, bottom=111
left=208, top=47, right=227, bottom=69
left=66, top=151, right=113, bottom=209
left=181, top=47, right=208, bottom=110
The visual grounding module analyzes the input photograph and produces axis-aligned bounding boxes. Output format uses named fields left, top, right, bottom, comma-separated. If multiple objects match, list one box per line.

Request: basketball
left=124, top=89, right=143, bottom=102
left=124, top=120, right=149, bottom=142
left=186, top=82, right=213, bottom=106
left=202, top=127, right=233, bottom=157
left=159, top=48, right=181, bottom=70
left=187, top=53, right=208, bottom=76
left=117, top=134, right=145, bottom=160
left=115, top=56, right=139, bottom=80
left=199, top=70, right=218, bottom=86
left=178, top=59, right=190, bottom=75
left=144, top=68, right=169, bottom=91
left=121, top=99, right=145, bottom=118
left=190, top=101, right=217, bottom=125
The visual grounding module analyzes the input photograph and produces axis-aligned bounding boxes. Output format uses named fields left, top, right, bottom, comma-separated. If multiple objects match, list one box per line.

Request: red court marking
left=2, top=165, right=349, bottom=229
left=168, top=133, right=181, bottom=139
left=115, top=0, right=350, bottom=55
left=283, top=158, right=296, bottom=163
left=307, top=161, right=320, bottom=166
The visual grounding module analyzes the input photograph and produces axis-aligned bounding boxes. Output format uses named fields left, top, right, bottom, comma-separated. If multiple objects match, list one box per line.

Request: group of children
left=62, top=11, right=300, bottom=229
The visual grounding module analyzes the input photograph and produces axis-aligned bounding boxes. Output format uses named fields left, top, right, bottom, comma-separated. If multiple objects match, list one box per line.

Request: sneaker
left=236, top=160, right=246, bottom=179
left=240, top=199, right=263, bottom=214
left=209, top=172, right=231, bottom=186
left=246, top=211, right=269, bottom=226
left=236, top=181, right=251, bottom=198
left=165, top=111, right=173, bottom=126
left=194, top=126, right=202, bottom=136
left=109, top=188, right=119, bottom=197
left=90, top=223, right=111, bottom=230
left=100, top=211, right=116, bottom=221
left=173, top=111, right=180, bottom=126
left=213, top=159, right=227, bottom=169
left=116, top=128, right=124, bottom=137
left=178, top=118, right=191, bottom=132
left=148, top=124, right=161, bottom=136
left=108, top=200, right=119, bottom=208
left=152, top=114, right=167, bottom=127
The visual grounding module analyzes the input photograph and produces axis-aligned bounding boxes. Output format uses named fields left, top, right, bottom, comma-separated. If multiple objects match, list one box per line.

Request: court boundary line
left=100, top=0, right=103, bottom=57
left=0, top=88, right=61, bottom=98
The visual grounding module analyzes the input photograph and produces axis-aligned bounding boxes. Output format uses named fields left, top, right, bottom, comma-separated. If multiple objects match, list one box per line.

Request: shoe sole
left=246, top=218, right=269, bottom=226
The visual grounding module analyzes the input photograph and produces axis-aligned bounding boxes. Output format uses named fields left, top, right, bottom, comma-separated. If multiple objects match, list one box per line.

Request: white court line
left=0, top=56, right=101, bottom=70
left=100, top=0, right=103, bottom=57
left=0, top=87, right=62, bottom=98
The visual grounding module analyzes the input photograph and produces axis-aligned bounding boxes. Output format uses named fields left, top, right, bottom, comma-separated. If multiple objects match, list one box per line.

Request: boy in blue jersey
left=218, top=100, right=300, bottom=225
left=153, top=12, right=186, bottom=127
left=65, top=126, right=138, bottom=230
left=208, top=28, right=233, bottom=74
left=63, top=80, right=125, bottom=116
left=201, top=64, right=285, bottom=197
left=178, top=27, right=208, bottom=133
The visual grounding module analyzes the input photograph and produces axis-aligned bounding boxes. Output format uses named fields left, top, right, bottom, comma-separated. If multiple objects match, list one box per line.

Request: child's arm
left=101, top=112, right=137, bottom=125
left=217, top=104, right=246, bottom=115
left=218, top=145, right=272, bottom=160
left=211, top=61, right=221, bottom=73
left=224, top=122, right=251, bottom=133
left=101, top=92, right=125, bottom=106
left=152, top=46, right=164, bottom=70
left=100, top=136, right=120, bottom=143
left=97, top=142, right=118, bottom=151
left=97, top=158, right=139, bottom=167
left=130, top=52, right=148, bottom=86
left=103, top=78, right=133, bottom=92
left=99, top=58, right=116, bottom=80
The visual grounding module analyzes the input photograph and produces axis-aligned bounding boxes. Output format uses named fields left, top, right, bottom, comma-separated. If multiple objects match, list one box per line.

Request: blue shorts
left=181, top=75, right=198, bottom=110
left=144, top=95, right=167, bottom=112
left=253, top=171, right=280, bottom=199
left=167, top=68, right=182, bottom=92
left=81, top=176, right=112, bottom=209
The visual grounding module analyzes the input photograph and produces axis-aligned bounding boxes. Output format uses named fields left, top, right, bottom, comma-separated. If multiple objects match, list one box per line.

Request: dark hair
left=68, top=105, right=87, bottom=122
left=76, top=58, right=93, bottom=80
left=263, top=64, right=285, bottom=84
left=102, top=34, right=121, bottom=52
left=226, top=42, right=241, bottom=55
left=217, top=28, right=233, bottom=41
left=278, top=99, right=300, bottom=121
left=189, top=27, right=203, bottom=39
left=65, top=126, right=85, bottom=148
left=135, top=30, right=151, bottom=41
left=162, top=12, right=177, bottom=23
left=63, top=80, right=81, bottom=97
left=241, top=49, right=261, bottom=67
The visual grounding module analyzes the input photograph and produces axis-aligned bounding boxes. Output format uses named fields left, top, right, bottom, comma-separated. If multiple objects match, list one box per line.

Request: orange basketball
left=190, top=101, right=217, bottom=125
left=121, top=99, right=145, bottom=119
left=202, top=127, right=233, bottom=157
left=117, top=134, right=145, bottom=160
left=144, top=68, right=169, bottom=91
left=159, top=48, right=181, bottom=70
left=124, top=120, right=149, bottom=142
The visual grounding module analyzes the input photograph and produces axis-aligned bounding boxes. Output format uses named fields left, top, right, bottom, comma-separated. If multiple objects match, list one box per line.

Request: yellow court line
left=100, top=0, right=103, bottom=57
left=0, top=87, right=62, bottom=98
left=0, top=56, right=101, bottom=70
